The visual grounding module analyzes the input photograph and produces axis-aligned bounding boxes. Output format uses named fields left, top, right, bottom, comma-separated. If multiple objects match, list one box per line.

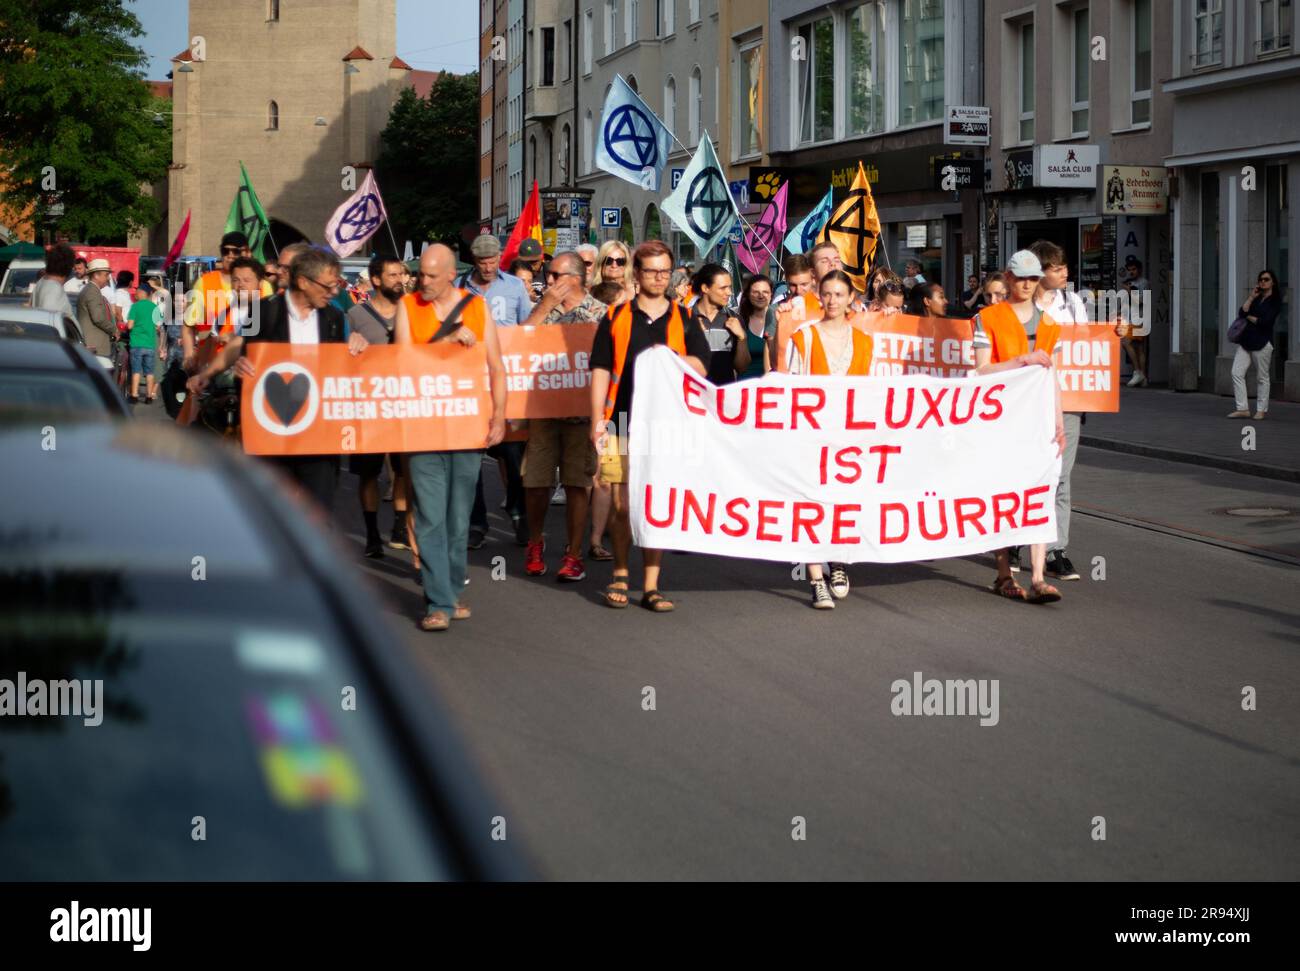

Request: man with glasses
left=589, top=240, right=710, bottom=613
left=518, top=252, right=609, bottom=580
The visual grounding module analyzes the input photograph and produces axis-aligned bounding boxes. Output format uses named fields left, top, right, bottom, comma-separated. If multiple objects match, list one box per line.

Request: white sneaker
left=828, top=564, right=850, bottom=599
left=810, top=578, right=835, bottom=610
left=550, top=485, right=566, bottom=505
left=1126, top=371, right=1146, bottom=387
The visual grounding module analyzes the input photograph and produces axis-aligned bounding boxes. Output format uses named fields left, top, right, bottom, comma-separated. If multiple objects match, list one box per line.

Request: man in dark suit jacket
left=189, top=248, right=370, bottom=513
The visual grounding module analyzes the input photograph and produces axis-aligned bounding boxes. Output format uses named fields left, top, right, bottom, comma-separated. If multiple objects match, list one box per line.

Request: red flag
left=501, top=181, right=542, bottom=267
left=163, top=209, right=192, bottom=271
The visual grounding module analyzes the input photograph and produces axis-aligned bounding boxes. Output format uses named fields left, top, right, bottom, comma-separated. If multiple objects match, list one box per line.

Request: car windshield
left=3, top=268, right=42, bottom=294
left=0, top=370, right=106, bottom=415
left=0, top=572, right=453, bottom=880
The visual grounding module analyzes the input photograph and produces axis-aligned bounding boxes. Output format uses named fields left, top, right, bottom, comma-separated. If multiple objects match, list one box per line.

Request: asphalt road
left=312, top=443, right=1300, bottom=881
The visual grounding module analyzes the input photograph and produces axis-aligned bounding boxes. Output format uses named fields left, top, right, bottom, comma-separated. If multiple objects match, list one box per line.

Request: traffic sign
left=670, top=167, right=685, bottom=190
left=600, top=207, right=621, bottom=229
left=945, top=105, right=990, bottom=146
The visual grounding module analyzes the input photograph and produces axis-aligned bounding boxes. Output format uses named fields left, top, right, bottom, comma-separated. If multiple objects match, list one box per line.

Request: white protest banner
left=629, top=348, right=1060, bottom=563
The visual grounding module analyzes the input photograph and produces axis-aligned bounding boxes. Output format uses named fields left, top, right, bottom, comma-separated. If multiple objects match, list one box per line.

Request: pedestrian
left=787, top=270, right=874, bottom=609
left=911, top=281, right=948, bottom=318
left=690, top=262, right=750, bottom=385
left=1228, top=268, right=1282, bottom=420
left=395, top=244, right=508, bottom=632
left=63, top=256, right=88, bottom=296
left=575, top=243, right=600, bottom=288
left=515, top=238, right=545, bottom=283
left=970, top=249, right=1067, bottom=605
left=867, top=270, right=906, bottom=314
left=111, top=270, right=135, bottom=329
left=1120, top=256, right=1151, bottom=386
left=346, top=255, right=411, bottom=557
left=30, top=244, right=76, bottom=320
left=959, top=274, right=981, bottom=315
left=509, top=259, right=538, bottom=299
left=772, top=253, right=820, bottom=367
left=902, top=259, right=927, bottom=289
left=519, top=251, right=608, bottom=580
left=596, top=240, right=635, bottom=304
left=125, top=285, right=163, bottom=404
left=669, top=268, right=692, bottom=305
left=979, top=273, right=1008, bottom=307
left=75, top=258, right=116, bottom=359
left=182, top=231, right=260, bottom=371
left=589, top=239, right=711, bottom=612
left=737, top=274, right=775, bottom=380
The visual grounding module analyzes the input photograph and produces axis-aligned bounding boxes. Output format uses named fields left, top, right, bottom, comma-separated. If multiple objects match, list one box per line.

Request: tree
left=375, top=73, right=478, bottom=254
left=0, top=0, right=172, bottom=242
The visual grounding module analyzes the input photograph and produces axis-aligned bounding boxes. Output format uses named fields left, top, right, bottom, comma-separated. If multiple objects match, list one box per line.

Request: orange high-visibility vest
left=402, top=289, right=487, bottom=344
left=790, top=323, right=873, bottom=376
left=775, top=292, right=823, bottom=324
left=602, top=299, right=688, bottom=421
left=978, top=301, right=1060, bottom=363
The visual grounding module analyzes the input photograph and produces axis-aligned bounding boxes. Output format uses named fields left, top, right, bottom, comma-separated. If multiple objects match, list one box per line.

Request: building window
left=626, top=0, right=638, bottom=47
left=1071, top=6, right=1090, bottom=135
left=1019, top=22, right=1035, bottom=143
left=689, top=0, right=700, bottom=26
left=1259, top=0, right=1294, bottom=55
left=847, top=3, right=884, bottom=136
left=481, top=179, right=491, bottom=220
left=1131, top=0, right=1151, bottom=125
left=482, top=116, right=491, bottom=156
left=268, top=0, right=279, bottom=21
left=560, top=123, right=571, bottom=184
left=561, top=21, right=572, bottom=82
left=604, top=0, right=616, bottom=55
left=583, top=110, right=594, bottom=173
left=1194, top=0, right=1224, bottom=65
left=736, top=42, right=762, bottom=157
left=689, top=66, right=702, bottom=145
left=795, top=16, right=834, bottom=144
left=583, top=9, right=593, bottom=73
left=664, top=76, right=676, bottom=136
left=664, top=0, right=675, bottom=35
left=267, top=100, right=279, bottom=130
left=898, top=0, right=944, bottom=125
left=541, top=27, right=555, bottom=85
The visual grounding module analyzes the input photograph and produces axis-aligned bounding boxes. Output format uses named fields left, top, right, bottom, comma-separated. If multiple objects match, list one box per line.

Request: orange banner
left=1055, top=324, right=1120, bottom=412
left=240, top=343, right=490, bottom=456
left=498, top=323, right=596, bottom=420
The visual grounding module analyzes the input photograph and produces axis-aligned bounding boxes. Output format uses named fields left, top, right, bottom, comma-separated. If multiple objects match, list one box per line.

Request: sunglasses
left=581, top=259, right=594, bottom=267
left=881, top=282, right=904, bottom=294
left=220, top=247, right=243, bottom=255
left=546, top=270, right=581, bottom=281
left=604, top=257, right=628, bottom=267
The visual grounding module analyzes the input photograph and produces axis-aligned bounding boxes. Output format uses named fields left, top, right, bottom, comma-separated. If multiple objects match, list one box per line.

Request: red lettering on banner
left=880, top=503, right=909, bottom=544
left=918, top=494, right=949, bottom=540
left=885, top=387, right=914, bottom=428
left=683, top=374, right=707, bottom=416
left=1022, top=485, right=1051, bottom=526
left=756, top=500, right=781, bottom=542
left=949, top=387, right=978, bottom=425
left=721, top=497, right=750, bottom=536
left=917, top=387, right=948, bottom=429
left=645, top=484, right=676, bottom=528
left=992, top=492, right=1020, bottom=532
left=754, top=386, right=782, bottom=429
left=979, top=384, right=1005, bottom=421
left=845, top=388, right=876, bottom=430
left=718, top=386, right=748, bottom=425
left=832, top=504, right=862, bottom=545
left=682, top=489, right=716, bottom=533
left=953, top=497, right=988, bottom=537
left=819, top=446, right=829, bottom=485
left=869, top=444, right=901, bottom=484
left=791, top=387, right=825, bottom=430
left=791, top=502, right=824, bottom=543
left=834, top=447, right=863, bottom=484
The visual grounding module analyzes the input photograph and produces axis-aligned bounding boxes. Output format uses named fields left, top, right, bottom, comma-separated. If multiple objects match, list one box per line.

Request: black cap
left=517, top=238, right=543, bottom=259
left=221, top=231, right=250, bottom=249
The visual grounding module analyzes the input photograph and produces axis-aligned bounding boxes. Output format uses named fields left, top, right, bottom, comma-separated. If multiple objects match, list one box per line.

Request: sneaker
left=364, top=537, right=384, bottom=559
left=389, top=523, right=410, bottom=550
left=1226, top=410, right=1251, bottom=419
left=556, top=553, right=586, bottom=582
left=1126, top=371, right=1145, bottom=387
left=550, top=485, right=567, bottom=506
left=1253, top=411, right=1267, bottom=420
left=1046, top=551, right=1080, bottom=581
left=810, top=578, right=835, bottom=609
left=828, top=563, right=850, bottom=599
left=1008, top=547, right=1022, bottom=574
left=467, top=527, right=486, bottom=550
left=525, top=540, right=547, bottom=576
left=512, top=515, right=529, bottom=547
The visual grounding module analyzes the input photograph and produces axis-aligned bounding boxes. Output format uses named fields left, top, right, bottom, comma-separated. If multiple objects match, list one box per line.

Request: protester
left=30, top=244, right=76, bottom=320
left=902, top=259, right=927, bottom=289
left=590, top=281, right=625, bottom=306
left=911, top=281, right=948, bottom=318
left=809, top=241, right=843, bottom=281
left=519, top=251, right=607, bottom=580
left=346, top=255, right=409, bottom=558
left=737, top=274, right=775, bottom=380
left=589, top=239, right=710, bottom=612
left=515, top=238, right=545, bottom=282
left=980, top=274, right=1008, bottom=307
left=125, top=285, right=163, bottom=404
left=960, top=274, right=982, bottom=314
left=788, top=270, right=874, bottom=609
left=75, top=258, right=115, bottom=359
left=867, top=270, right=906, bottom=314
left=63, top=256, right=88, bottom=296
left=691, top=262, right=749, bottom=385
left=1229, top=268, right=1282, bottom=420
left=182, top=231, right=260, bottom=370
left=1120, top=256, right=1150, bottom=386
left=669, top=268, right=692, bottom=305
left=772, top=253, right=820, bottom=369
left=585, top=278, right=625, bottom=560
left=575, top=243, right=600, bottom=288
left=970, top=249, right=1067, bottom=605
left=270, top=242, right=309, bottom=294
left=597, top=240, right=636, bottom=304
left=510, top=260, right=537, bottom=298
left=395, top=244, right=507, bottom=632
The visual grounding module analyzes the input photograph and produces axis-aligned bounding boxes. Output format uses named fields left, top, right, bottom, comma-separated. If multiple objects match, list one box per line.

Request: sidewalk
left=1081, top=387, right=1300, bottom=482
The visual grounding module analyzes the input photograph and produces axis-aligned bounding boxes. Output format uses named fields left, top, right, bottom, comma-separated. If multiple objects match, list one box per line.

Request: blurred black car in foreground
left=0, top=420, right=528, bottom=880
left=0, top=330, right=128, bottom=417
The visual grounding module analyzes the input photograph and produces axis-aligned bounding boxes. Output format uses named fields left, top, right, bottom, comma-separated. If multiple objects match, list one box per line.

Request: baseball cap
left=220, top=231, right=249, bottom=250
left=470, top=234, right=501, bottom=258
left=1006, top=250, right=1044, bottom=278
left=517, top=238, right=543, bottom=259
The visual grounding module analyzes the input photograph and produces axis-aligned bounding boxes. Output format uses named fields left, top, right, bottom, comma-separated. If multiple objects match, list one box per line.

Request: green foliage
left=0, top=0, right=172, bottom=242
left=375, top=73, right=479, bottom=253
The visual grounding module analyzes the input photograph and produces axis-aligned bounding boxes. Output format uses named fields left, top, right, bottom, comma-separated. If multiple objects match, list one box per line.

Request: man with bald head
left=395, top=244, right=508, bottom=632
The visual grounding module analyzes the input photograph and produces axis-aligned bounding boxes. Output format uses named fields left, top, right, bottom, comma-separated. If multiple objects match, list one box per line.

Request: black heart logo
left=265, top=372, right=311, bottom=427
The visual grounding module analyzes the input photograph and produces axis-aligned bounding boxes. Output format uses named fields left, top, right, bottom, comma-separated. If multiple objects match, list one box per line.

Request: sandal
left=604, top=574, right=630, bottom=608
left=588, top=544, right=613, bottom=562
left=991, top=575, right=1027, bottom=601
left=420, top=610, right=450, bottom=631
left=640, top=590, right=675, bottom=612
left=452, top=602, right=471, bottom=621
left=1027, top=580, right=1062, bottom=604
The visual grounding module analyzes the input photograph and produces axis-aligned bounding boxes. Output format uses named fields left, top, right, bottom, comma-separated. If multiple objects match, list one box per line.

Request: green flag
left=224, top=162, right=272, bottom=261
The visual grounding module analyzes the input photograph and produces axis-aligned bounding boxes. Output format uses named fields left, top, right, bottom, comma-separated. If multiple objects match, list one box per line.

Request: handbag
left=1227, top=315, right=1249, bottom=344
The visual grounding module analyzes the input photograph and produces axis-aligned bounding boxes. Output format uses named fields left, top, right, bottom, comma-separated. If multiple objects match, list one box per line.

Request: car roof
left=0, top=333, right=80, bottom=368
left=0, top=306, right=65, bottom=325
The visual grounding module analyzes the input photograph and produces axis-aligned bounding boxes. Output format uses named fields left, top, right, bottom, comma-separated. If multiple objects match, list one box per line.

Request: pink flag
left=163, top=209, right=191, bottom=271
left=739, top=182, right=788, bottom=276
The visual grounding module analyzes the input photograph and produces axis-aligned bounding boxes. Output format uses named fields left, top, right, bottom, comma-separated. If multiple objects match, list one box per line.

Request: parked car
left=0, top=421, right=530, bottom=880
left=0, top=258, right=45, bottom=296
left=0, top=331, right=130, bottom=417
left=0, top=305, right=114, bottom=371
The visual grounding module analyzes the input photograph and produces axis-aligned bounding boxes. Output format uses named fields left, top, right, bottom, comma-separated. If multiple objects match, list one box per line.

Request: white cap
left=1006, top=250, right=1043, bottom=278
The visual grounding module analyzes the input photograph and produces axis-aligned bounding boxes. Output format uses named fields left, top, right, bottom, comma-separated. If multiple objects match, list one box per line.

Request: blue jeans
left=129, top=347, right=155, bottom=376
left=408, top=450, right=482, bottom=614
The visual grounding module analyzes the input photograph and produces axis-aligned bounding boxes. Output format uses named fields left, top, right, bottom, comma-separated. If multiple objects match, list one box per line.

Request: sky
left=126, top=0, right=480, bottom=80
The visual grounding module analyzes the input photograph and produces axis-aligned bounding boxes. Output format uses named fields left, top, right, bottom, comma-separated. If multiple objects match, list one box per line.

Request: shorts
left=522, top=418, right=597, bottom=488
left=349, top=453, right=405, bottom=478
left=597, top=433, right=629, bottom=486
left=129, top=347, right=155, bottom=376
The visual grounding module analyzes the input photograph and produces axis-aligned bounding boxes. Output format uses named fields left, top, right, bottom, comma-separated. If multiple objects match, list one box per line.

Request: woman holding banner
left=787, top=270, right=874, bottom=610
left=867, top=270, right=906, bottom=315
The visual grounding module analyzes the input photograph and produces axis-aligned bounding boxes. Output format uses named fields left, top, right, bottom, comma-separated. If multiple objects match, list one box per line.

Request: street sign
left=945, top=106, right=990, bottom=146
left=670, top=167, right=685, bottom=190
left=1100, top=165, right=1169, bottom=215
left=1034, top=144, right=1099, bottom=188
left=600, top=207, right=621, bottom=228
left=729, top=179, right=749, bottom=207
